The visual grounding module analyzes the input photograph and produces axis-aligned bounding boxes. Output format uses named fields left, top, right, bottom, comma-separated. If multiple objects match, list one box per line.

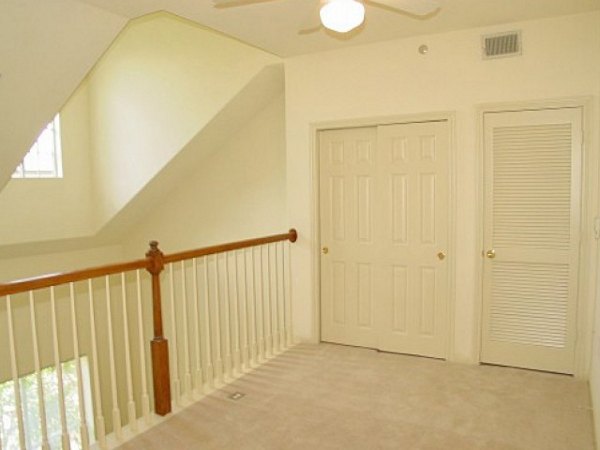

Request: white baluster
left=253, top=247, right=265, bottom=362
left=168, top=264, right=181, bottom=406
left=192, top=259, right=204, bottom=396
left=28, top=292, right=50, bottom=450
left=261, top=246, right=273, bottom=358
left=180, top=261, right=193, bottom=401
left=119, top=274, right=137, bottom=432
left=230, top=253, right=242, bottom=375
left=237, top=251, right=249, bottom=371
left=213, top=255, right=224, bottom=385
left=273, top=242, right=286, bottom=351
left=51, top=287, right=72, bottom=449
left=268, top=243, right=280, bottom=354
left=245, top=249, right=257, bottom=367
left=223, top=254, right=233, bottom=380
left=202, top=257, right=214, bottom=389
left=277, top=242, right=286, bottom=350
left=6, top=295, right=26, bottom=450
left=285, top=241, right=294, bottom=346
left=69, top=283, right=90, bottom=449
left=135, top=271, right=151, bottom=424
left=87, top=280, right=106, bottom=448
left=104, top=277, right=122, bottom=441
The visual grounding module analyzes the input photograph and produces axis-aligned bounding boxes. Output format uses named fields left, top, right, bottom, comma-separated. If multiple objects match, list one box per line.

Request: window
left=0, top=357, right=95, bottom=450
left=12, top=114, right=63, bottom=179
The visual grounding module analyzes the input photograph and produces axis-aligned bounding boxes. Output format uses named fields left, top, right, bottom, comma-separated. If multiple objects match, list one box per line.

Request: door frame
left=475, top=97, right=598, bottom=378
left=309, top=111, right=457, bottom=360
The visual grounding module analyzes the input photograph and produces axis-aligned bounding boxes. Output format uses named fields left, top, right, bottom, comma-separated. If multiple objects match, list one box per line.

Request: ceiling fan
left=213, top=0, right=441, bottom=34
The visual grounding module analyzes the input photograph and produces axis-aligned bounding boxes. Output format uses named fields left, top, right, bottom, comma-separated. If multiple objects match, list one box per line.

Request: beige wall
left=0, top=82, right=95, bottom=246
left=284, top=12, right=600, bottom=368
left=0, top=244, right=124, bottom=284
left=123, top=93, right=287, bottom=257
left=87, top=13, right=280, bottom=230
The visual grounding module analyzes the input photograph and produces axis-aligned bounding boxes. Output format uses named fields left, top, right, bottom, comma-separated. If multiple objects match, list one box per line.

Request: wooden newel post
left=146, top=241, right=172, bottom=416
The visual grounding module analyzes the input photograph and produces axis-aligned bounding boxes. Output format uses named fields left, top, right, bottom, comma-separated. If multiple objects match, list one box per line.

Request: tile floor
left=118, top=343, right=595, bottom=449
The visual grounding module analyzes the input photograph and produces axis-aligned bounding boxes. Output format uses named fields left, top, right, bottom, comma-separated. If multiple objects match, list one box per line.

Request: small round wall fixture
left=320, top=0, right=366, bottom=33
left=418, top=44, right=429, bottom=55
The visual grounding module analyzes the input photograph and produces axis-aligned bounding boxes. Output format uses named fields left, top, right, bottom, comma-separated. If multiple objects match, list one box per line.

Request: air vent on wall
left=482, top=31, right=522, bottom=59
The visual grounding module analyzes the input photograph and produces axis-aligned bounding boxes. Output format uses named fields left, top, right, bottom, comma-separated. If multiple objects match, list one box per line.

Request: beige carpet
left=118, top=343, right=595, bottom=449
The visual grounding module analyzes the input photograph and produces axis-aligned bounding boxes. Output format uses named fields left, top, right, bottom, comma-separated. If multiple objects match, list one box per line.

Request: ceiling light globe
left=320, top=0, right=365, bottom=33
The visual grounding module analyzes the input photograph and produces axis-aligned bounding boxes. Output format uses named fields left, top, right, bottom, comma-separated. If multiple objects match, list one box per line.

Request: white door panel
left=377, top=122, right=449, bottom=358
left=320, top=127, right=380, bottom=348
left=481, top=108, right=582, bottom=374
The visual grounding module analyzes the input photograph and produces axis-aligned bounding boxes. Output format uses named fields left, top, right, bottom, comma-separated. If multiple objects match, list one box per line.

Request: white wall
left=285, top=11, right=600, bottom=369
left=87, top=13, right=280, bottom=230
left=123, top=93, right=287, bottom=256
left=0, top=82, right=95, bottom=246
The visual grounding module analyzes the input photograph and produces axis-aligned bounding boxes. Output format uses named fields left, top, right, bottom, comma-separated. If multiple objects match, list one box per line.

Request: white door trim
left=309, top=111, right=457, bottom=361
left=474, top=97, right=598, bottom=378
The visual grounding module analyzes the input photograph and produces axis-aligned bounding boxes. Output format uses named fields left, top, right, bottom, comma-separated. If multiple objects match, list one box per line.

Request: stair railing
left=0, top=229, right=297, bottom=449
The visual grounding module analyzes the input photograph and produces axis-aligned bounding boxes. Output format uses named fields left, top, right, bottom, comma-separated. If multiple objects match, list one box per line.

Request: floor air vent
left=229, top=392, right=246, bottom=401
left=482, top=31, right=521, bottom=59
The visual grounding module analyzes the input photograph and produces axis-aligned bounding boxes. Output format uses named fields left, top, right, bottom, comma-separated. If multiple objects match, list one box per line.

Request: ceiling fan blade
left=367, top=0, right=441, bottom=16
left=298, top=24, right=322, bottom=35
left=213, top=0, right=281, bottom=8
left=298, top=0, right=323, bottom=35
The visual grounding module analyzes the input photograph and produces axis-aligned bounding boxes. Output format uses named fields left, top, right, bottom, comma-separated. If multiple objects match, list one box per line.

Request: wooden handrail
left=0, top=229, right=298, bottom=297
left=163, top=228, right=298, bottom=264
left=0, top=259, right=148, bottom=297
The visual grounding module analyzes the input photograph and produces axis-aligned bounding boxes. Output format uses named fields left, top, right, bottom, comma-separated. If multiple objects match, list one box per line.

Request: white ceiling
left=74, top=0, right=600, bottom=56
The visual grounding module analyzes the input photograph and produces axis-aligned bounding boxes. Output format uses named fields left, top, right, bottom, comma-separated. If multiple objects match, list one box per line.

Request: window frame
left=12, top=114, right=63, bottom=179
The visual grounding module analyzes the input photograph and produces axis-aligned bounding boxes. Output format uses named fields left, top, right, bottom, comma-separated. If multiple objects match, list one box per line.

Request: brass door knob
left=486, top=249, right=496, bottom=259
left=322, top=246, right=329, bottom=255
left=437, top=251, right=446, bottom=261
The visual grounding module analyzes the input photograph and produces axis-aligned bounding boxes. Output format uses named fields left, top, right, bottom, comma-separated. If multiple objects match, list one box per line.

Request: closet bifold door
left=319, top=120, right=450, bottom=359
left=480, top=107, right=582, bottom=374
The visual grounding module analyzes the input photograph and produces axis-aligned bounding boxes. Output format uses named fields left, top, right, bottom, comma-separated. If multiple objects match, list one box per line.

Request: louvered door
left=481, top=108, right=582, bottom=374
